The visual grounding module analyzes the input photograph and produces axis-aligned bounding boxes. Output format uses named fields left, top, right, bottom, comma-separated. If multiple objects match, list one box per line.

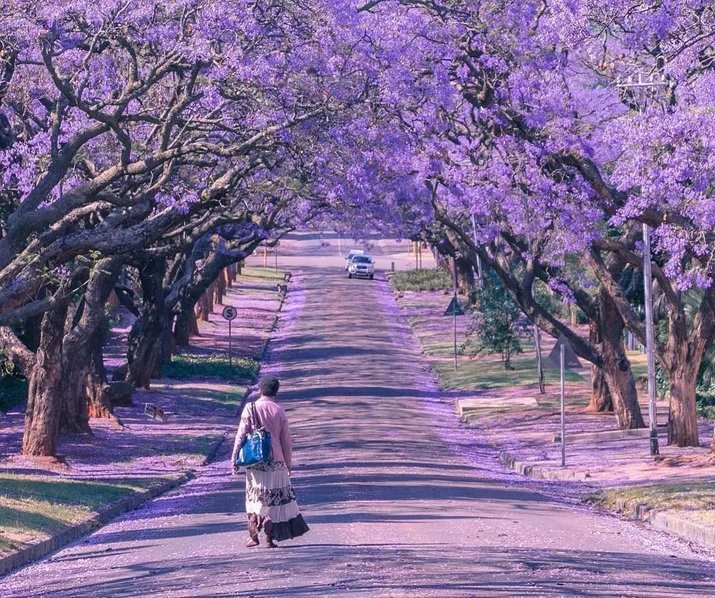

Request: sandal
left=245, top=537, right=259, bottom=548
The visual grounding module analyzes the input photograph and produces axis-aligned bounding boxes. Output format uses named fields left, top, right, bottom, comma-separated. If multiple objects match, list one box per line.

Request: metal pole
left=532, top=286, right=545, bottom=394
left=275, top=246, right=278, bottom=274
left=643, top=224, right=660, bottom=456
left=453, top=256, right=458, bottom=372
left=228, top=319, right=233, bottom=368
left=471, top=213, right=483, bottom=284
left=560, top=342, right=566, bottom=467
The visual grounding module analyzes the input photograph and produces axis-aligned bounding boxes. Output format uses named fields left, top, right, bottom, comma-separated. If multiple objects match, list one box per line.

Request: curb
left=498, top=451, right=590, bottom=481
left=499, top=450, right=715, bottom=548
left=235, top=282, right=289, bottom=419
left=202, top=433, right=227, bottom=465
left=0, top=471, right=194, bottom=578
left=613, top=498, right=715, bottom=548
left=1, top=426, right=230, bottom=578
left=0, top=276, right=292, bottom=579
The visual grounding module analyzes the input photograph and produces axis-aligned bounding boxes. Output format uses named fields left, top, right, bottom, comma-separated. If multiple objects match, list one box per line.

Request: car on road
left=347, top=255, right=375, bottom=279
left=345, top=249, right=365, bottom=270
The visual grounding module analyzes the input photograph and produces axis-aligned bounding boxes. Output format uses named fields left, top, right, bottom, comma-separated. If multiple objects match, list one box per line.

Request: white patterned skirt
left=245, top=460, right=309, bottom=542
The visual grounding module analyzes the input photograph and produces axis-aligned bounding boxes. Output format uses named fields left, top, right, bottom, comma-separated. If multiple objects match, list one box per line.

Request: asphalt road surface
left=3, top=248, right=715, bottom=597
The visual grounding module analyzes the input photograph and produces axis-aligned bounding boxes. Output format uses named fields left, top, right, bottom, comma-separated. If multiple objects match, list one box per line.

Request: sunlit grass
left=433, top=354, right=583, bottom=392
left=0, top=475, right=160, bottom=554
left=592, top=482, right=715, bottom=514
left=164, top=354, right=259, bottom=381
left=391, top=268, right=451, bottom=292
left=240, top=266, right=286, bottom=281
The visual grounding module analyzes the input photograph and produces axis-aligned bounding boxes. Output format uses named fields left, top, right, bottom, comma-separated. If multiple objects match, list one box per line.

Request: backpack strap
left=250, top=401, right=263, bottom=430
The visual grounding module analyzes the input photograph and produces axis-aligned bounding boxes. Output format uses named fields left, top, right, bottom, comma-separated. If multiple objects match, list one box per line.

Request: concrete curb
left=235, top=282, right=289, bottom=419
left=0, top=276, right=292, bottom=579
left=0, top=471, right=194, bottom=578
left=202, top=433, right=227, bottom=465
left=1, top=419, right=230, bottom=578
left=613, top=498, right=715, bottom=548
left=499, top=450, right=715, bottom=548
left=498, top=451, right=590, bottom=481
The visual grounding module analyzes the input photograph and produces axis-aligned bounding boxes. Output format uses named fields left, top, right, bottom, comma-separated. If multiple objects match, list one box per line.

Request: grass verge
left=241, top=266, right=286, bottom=281
left=432, top=352, right=583, bottom=391
left=164, top=354, right=259, bottom=381
left=591, top=482, right=715, bottom=522
left=0, top=475, right=161, bottom=555
left=392, top=268, right=451, bottom=292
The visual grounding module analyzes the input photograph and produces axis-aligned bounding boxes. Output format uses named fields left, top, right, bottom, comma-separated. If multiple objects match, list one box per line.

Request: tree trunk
left=58, top=346, right=92, bottom=434
left=22, top=306, right=67, bottom=456
left=667, top=357, right=700, bottom=447
left=86, top=342, right=114, bottom=419
left=126, top=258, right=168, bottom=389
left=599, top=290, right=645, bottom=429
left=588, top=365, right=614, bottom=412
left=174, top=306, right=192, bottom=347
left=59, top=259, right=121, bottom=432
left=216, top=271, right=226, bottom=304
left=197, top=291, right=211, bottom=322
left=152, top=322, right=174, bottom=378
left=586, top=322, right=613, bottom=412
left=174, top=304, right=201, bottom=347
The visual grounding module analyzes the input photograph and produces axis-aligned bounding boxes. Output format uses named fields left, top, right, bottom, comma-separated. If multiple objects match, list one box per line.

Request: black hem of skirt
left=272, top=514, right=310, bottom=542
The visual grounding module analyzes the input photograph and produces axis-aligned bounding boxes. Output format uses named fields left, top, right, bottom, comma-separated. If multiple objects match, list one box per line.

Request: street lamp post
left=615, top=72, right=669, bottom=456
left=642, top=224, right=660, bottom=456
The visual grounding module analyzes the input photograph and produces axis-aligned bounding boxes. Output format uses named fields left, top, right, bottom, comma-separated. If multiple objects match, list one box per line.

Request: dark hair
left=259, top=376, right=280, bottom=397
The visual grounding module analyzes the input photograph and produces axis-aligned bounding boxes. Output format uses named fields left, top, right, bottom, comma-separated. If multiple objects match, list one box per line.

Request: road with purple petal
left=3, top=240, right=715, bottom=597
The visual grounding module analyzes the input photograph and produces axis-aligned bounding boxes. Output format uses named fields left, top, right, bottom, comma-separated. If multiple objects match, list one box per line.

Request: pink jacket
left=231, top=396, right=293, bottom=470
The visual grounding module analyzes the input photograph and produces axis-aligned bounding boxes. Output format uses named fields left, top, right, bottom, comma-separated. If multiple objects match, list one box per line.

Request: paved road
left=3, top=259, right=715, bottom=597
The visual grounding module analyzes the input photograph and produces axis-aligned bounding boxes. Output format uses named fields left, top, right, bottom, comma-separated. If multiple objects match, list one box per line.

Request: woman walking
left=231, top=376, right=309, bottom=547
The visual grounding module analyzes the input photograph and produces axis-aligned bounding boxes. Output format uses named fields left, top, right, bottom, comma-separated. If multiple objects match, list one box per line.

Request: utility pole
left=643, top=224, right=660, bottom=455
left=452, top=256, right=458, bottom=371
left=616, top=72, right=669, bottom=456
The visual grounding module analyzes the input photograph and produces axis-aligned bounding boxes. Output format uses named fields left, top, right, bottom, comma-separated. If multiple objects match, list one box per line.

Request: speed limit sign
left=222, top=306, right=237, bottom=321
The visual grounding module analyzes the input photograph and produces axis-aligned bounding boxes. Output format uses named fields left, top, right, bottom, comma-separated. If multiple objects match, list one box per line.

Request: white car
left=348, top=255, right=375, bottom=279
left=344, top=249, right=365, bottom=270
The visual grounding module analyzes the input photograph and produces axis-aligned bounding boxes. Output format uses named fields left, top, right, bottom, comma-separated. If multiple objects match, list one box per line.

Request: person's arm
left=231, top=406, right=253, bottom=473
left=280, top=413, right=292, bottom=473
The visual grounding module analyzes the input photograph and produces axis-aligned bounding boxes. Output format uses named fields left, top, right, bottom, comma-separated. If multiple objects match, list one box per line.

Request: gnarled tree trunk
left=127, top=258, right=168, bottom=389
left=23, top=305, right=68, bottom=456
left=599, top=288, right=644, bottom=429
left=589, top=365, right=614, bottom=413
left=666, top=346, right=701, bottom=447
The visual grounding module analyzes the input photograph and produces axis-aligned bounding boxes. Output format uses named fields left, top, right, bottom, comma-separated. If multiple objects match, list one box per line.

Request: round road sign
left=222, top=306, right=238, bottom=321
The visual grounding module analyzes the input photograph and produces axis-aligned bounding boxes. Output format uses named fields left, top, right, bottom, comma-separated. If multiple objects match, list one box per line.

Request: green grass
left=392, top=268, right=451, bottom=292
left=191, top=386, right=245, bottom=407
left=592, top=482, right=715, bottom=513
left=0, top=475, right=158, bottom=553
left=164, top=354, right=259, bottom=381
left=0, top=375, right=27, bottom=412
left=433, top=353, right=583, bottom=391
left=241, top=266, right=286, bottom=281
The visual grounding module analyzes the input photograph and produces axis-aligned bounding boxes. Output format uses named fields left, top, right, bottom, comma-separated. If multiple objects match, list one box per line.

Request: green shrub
left=391, top=268, right=451, bottom=292
left=696, top=389, right=715, bottom=420
left=164, top=354, right=259, bottom=381
left=462, top=272, right=531, bottom=370
left=0, top=360, right=27, bottom=412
